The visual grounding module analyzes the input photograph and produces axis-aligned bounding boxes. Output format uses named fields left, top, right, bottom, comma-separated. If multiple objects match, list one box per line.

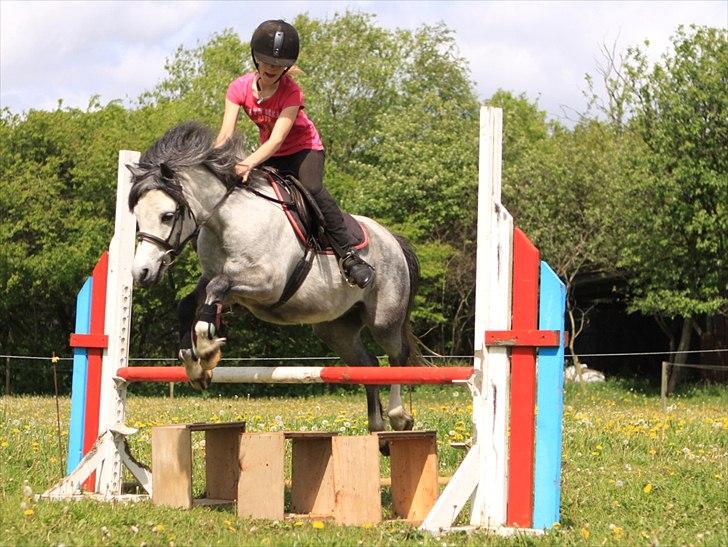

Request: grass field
left=1, top=380, right=727, bottom=546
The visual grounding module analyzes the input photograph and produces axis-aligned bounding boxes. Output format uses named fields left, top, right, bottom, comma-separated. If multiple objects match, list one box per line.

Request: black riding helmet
left=251, top=20, right=300, bottom=69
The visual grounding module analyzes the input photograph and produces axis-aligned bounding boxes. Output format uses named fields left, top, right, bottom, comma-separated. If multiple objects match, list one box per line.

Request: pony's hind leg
left=312, top=309, right=387, bottom=436
left=371, top=324, right=416, bottom=431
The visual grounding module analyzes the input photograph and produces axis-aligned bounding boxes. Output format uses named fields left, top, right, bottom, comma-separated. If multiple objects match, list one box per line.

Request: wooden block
left=151, top=425, right=192, bottom=508
left=332, top=435, right=381, bottom=525
left=205, top=424, right=245, bottom=500
left=237, top=432, right=285, bottom=520
left=388, top=432, right=439, bottom=522
left=291, top=437, right=335, bottom=516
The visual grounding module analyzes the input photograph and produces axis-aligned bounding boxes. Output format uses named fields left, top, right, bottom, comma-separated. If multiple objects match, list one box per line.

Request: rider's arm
left=215, top=99, right=241, bottom=147
left=236, top=106, right=298, bottom=179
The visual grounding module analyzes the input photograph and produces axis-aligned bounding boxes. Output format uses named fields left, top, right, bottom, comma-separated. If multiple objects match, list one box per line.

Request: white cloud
left=1, top=0, right=726, bottom=117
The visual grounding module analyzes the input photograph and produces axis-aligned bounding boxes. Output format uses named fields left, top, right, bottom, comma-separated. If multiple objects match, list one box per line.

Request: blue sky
left=1, top=1, right=726, bottom=123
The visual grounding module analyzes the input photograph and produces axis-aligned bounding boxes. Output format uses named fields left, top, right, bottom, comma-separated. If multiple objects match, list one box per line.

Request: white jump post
left=420, top=107, right=516, bottom=532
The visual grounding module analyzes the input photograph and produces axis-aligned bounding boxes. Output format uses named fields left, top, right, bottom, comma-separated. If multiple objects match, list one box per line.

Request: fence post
left=660, top=361, right=669, bottom=410
left=4, top=356, right=9, bottom=395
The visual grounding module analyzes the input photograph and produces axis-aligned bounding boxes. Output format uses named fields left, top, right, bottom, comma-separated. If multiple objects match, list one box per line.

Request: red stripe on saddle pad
left=268, top=177, right=369, bottom=255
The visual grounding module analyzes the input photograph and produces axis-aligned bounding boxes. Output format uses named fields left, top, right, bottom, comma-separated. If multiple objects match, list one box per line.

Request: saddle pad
left=268, top=176, right=369, bottom=255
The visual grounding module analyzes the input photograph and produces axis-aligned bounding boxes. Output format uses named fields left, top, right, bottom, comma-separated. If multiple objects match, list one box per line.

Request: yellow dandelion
left=643, top=483, right=653, bottom=494
left=311, top=520, right=325, bottom=529
left=293, top=521, right=304, bottom=527
left=361, top=522, right=374, bottom=529
left=24, top=508, right=34, bottom=516
left=152, top=524, right=165, bottom=533
left=580, top=527, right=590, bottom=540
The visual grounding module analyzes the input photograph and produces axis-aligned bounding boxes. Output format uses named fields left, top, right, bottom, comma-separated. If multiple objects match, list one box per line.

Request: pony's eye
left=161, top=212, right=175, bottom=223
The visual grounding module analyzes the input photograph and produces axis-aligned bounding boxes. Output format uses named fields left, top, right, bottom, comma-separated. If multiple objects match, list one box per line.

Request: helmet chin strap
left=254, top=64, right=291, bottom=103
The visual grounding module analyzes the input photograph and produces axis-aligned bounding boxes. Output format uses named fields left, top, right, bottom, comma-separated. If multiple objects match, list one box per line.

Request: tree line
left=1, top=13, right=725, bottom=393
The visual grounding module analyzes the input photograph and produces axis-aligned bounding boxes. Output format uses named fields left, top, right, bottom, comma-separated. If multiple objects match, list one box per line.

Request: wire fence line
left=0, top=348, right=728, bottom=362
left=2, top=348, right=727, bottom=362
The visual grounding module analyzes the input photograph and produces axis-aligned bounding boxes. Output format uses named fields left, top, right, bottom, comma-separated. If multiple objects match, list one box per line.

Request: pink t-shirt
left=226, top=73, right=324, bottom=157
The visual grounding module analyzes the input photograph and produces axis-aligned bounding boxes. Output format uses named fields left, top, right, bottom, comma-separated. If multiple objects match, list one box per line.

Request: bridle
left=135, top=180, right=239, bottom=268
left=136, top=203, right=198, bottom=268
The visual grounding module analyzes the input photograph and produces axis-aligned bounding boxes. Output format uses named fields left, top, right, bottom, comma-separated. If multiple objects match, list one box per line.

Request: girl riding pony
left=216, top=19, right=375, bottom=289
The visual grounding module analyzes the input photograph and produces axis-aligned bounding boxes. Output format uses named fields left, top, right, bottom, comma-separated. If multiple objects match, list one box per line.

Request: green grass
left=1, top=381, right=727, bottom=545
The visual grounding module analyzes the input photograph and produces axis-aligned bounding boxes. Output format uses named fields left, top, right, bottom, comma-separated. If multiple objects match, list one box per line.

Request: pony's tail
left=393, top=234, right=426, bottom=366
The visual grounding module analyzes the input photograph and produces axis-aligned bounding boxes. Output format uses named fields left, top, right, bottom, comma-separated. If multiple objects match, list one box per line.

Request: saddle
left=260, top=167, right=368, bottom=254
left=244, top=167, right=369, bottom=308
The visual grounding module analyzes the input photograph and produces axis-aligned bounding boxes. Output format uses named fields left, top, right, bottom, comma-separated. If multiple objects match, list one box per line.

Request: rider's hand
left=235, top=162, right=253, bottom=181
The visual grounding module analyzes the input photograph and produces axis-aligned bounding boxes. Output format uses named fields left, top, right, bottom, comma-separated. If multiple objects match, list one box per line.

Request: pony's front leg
left=177, top=276, right=209, bottom=389
left=190, top=274, right=231, bottom=389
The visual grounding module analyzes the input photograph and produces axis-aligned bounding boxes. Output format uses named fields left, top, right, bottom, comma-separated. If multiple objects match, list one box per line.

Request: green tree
left=614, top=26, right=728, bottom=391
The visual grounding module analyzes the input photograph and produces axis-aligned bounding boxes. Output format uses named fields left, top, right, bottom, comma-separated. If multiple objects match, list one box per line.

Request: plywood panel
left=332, top=435, right=381, bottom=525
left=389, top=433, right=439, bottom=522
left=151, top=425, right=192, bottom=508
left=237, top=432, right=285, bottom=520
left=206, top=425, right=245, bottom=500
left=291, top=437, right=335, bottom=516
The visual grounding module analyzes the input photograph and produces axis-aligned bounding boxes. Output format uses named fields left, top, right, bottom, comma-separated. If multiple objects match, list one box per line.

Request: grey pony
left=127, top=122, right=420, bottom=435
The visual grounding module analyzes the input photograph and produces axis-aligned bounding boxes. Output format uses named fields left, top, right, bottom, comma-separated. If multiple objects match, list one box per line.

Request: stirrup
left=338, top=251, right=375, bottom=288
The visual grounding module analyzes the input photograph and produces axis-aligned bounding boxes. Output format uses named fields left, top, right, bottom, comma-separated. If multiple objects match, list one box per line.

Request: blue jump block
left=66, top=277, right=92, bottom=474
left=532, top=261, right=566, bottom=529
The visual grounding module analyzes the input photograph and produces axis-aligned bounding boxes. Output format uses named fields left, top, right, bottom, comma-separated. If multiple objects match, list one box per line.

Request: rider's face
left=257, top=62, right=287, bottom=85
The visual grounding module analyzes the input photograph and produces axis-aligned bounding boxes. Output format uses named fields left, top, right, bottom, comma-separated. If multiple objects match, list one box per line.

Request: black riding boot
left=312, top=188, right=375, bottom=288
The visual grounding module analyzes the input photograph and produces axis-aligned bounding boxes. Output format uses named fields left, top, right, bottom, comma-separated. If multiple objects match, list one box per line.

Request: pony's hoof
left=188, top=369, right=212, bottom=390
left=378, top=438, right=391, bottom=457
left=388, top=405, right=414, bottom=431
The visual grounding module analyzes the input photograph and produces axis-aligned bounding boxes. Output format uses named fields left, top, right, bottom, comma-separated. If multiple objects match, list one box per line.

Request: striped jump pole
left=115, top=366, right=475, bottom=385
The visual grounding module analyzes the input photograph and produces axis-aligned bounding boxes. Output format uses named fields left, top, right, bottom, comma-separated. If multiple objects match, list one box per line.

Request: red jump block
left=485, top=329, right=560, bottom=347
left=69, top=333, right=109, bottom=349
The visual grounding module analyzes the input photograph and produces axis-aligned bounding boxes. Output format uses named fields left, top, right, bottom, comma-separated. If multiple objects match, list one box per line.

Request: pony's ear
left=126, top=163, right=145, bottom=178
left=160, top=162, right=175, bottom=180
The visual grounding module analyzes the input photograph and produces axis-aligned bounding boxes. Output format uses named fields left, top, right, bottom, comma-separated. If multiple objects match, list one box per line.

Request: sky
left=1, top=1, right=726, bottom=124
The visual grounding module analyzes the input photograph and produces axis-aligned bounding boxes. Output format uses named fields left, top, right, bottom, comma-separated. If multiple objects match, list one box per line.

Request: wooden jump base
left=116, top=366, right=476, bottom=384
left=44, top=107, right=566, bottom=535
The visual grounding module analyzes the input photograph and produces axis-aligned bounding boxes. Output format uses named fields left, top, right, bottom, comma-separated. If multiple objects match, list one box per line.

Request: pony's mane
left=128, top=122, right=265, bottom=210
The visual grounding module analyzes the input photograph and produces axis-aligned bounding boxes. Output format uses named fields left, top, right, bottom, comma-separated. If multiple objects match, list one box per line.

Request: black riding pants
left=262, top=149, right=352, bottom=250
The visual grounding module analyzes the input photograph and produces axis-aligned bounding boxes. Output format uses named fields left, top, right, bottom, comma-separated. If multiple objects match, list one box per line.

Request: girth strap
left=244, top=168, right=328, bottom=309
left=269, top=245, right=316, bottom=309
